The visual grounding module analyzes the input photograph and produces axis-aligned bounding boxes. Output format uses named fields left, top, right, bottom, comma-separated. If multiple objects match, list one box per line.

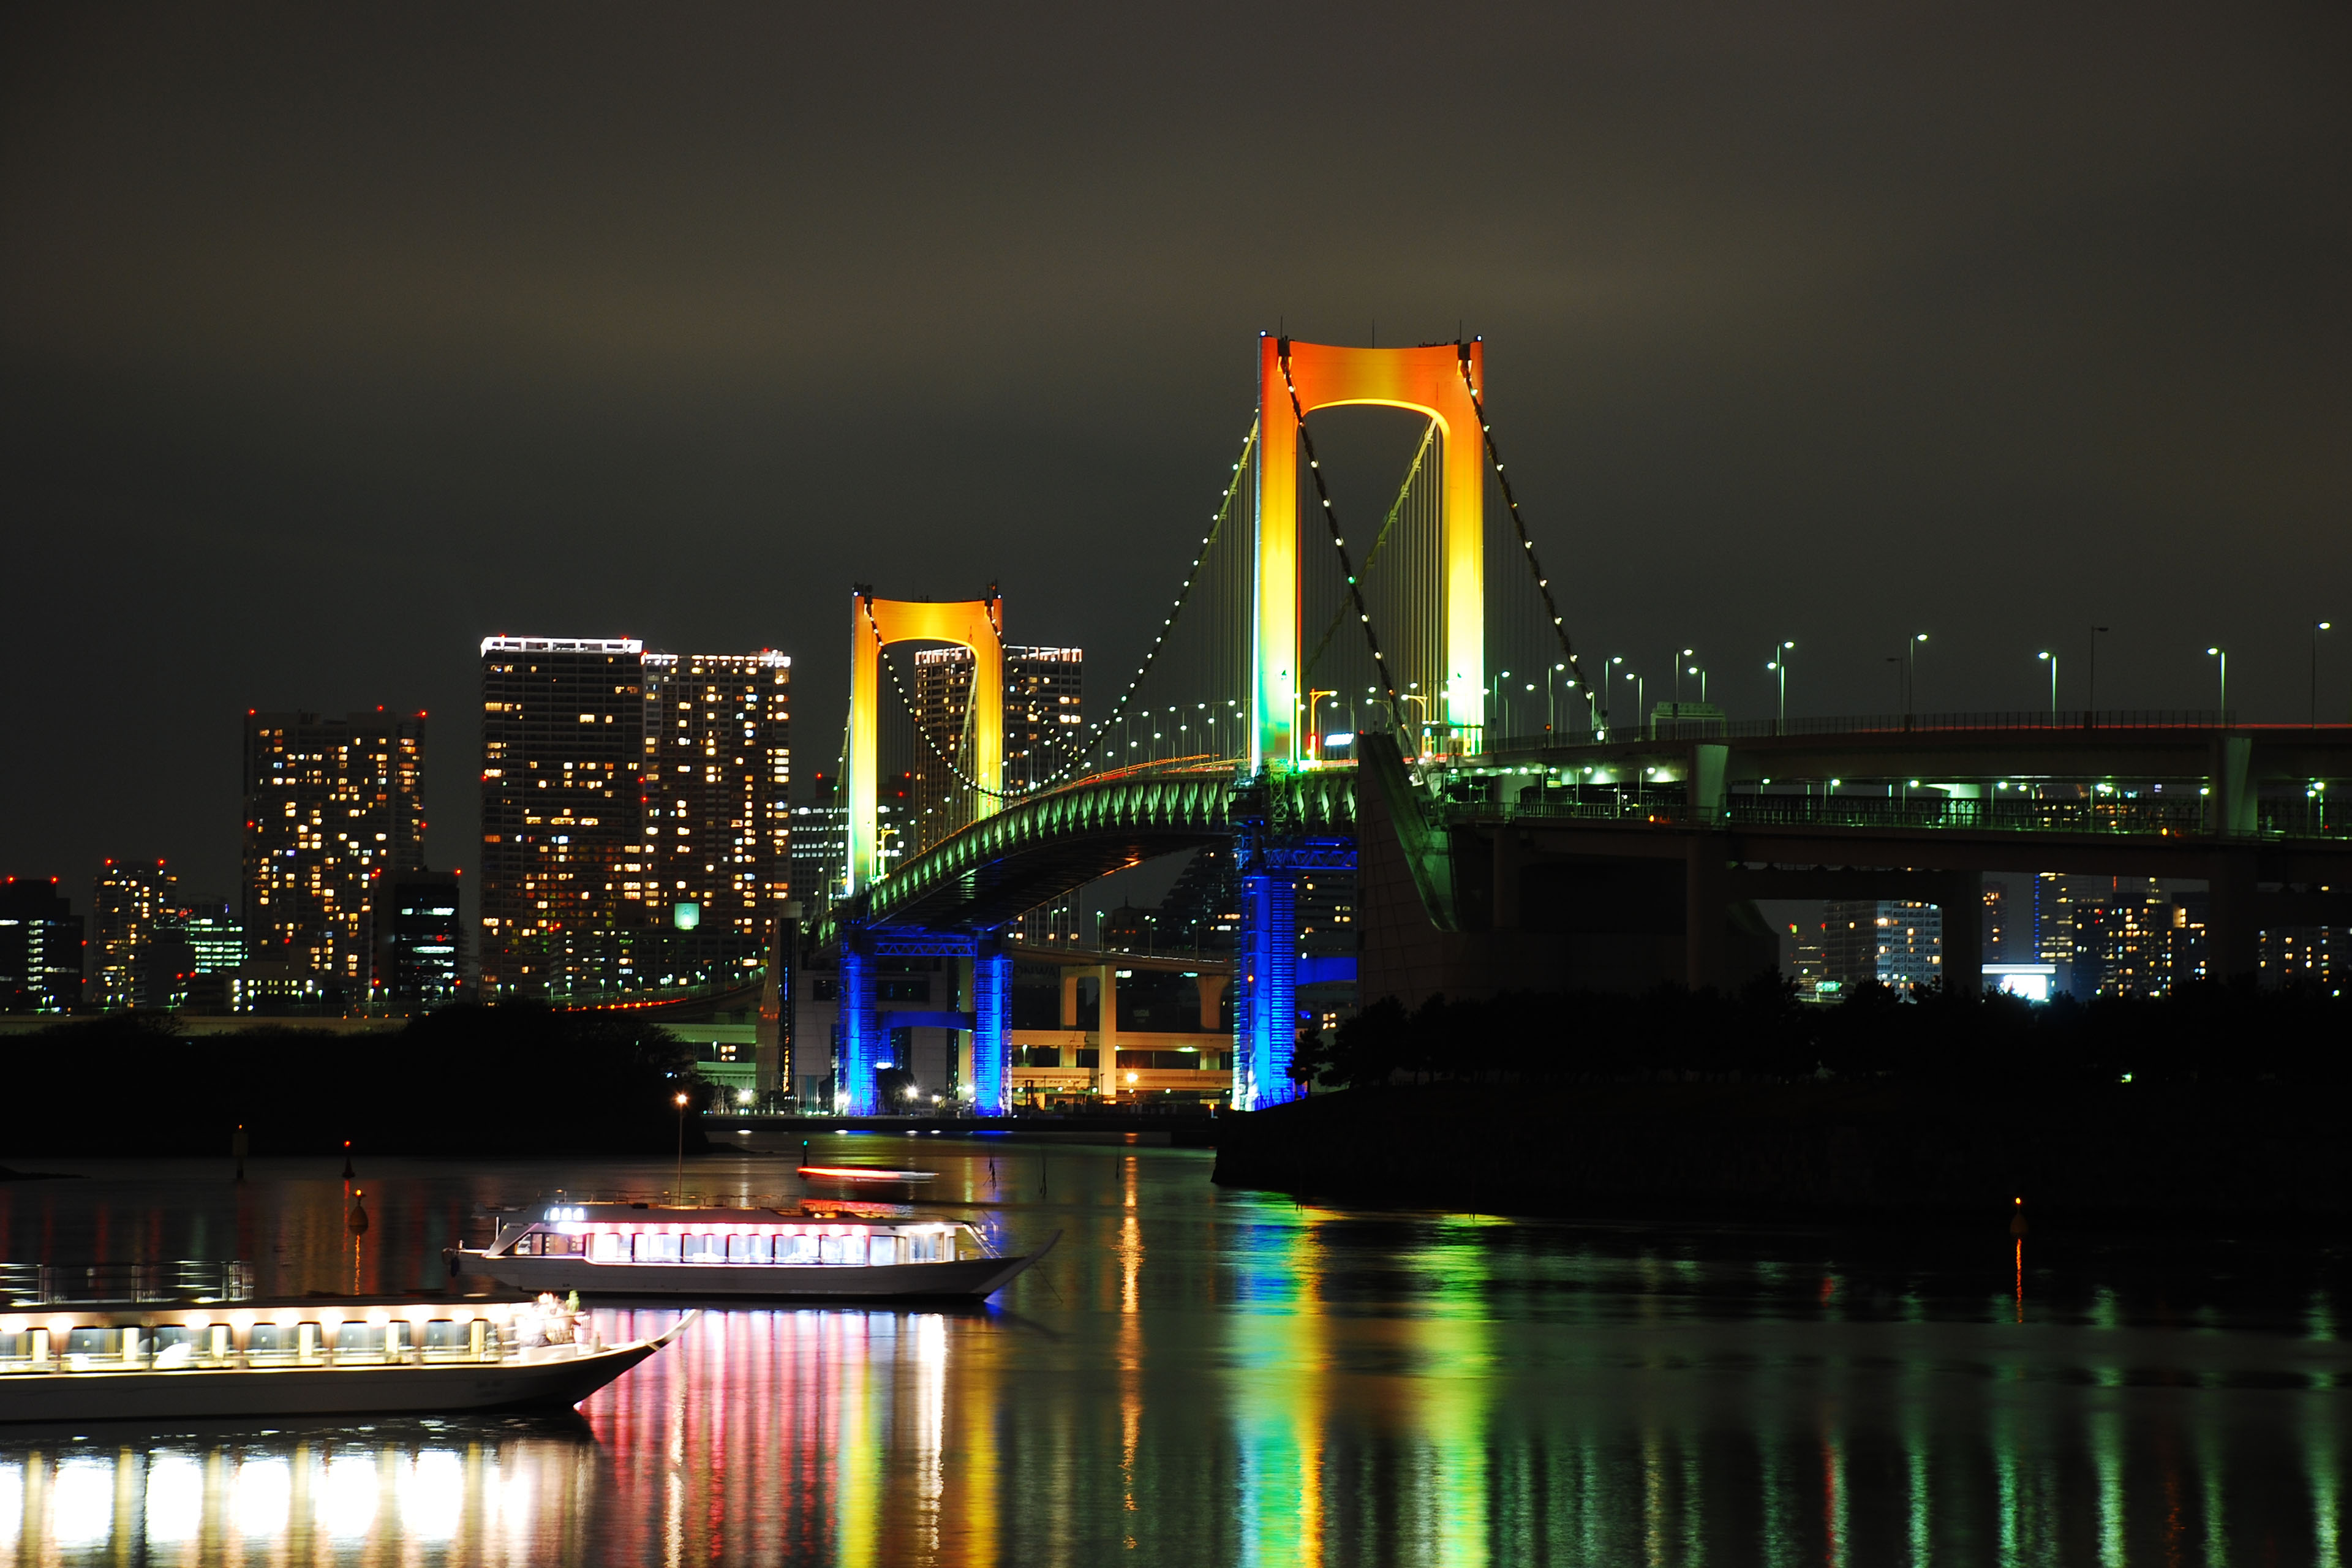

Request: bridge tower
left=838, top=589, right=1014, bottom=1115
left=1254, top=334, right=1487, bottom=765
left=1235, top=336, right=1490, bottom=1110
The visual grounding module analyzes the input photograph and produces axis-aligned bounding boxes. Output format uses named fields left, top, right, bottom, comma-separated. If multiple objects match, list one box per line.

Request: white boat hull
left=451, top=1238, right=1055, bottom=1301
left=0, top=1339, right=665, bottom=1425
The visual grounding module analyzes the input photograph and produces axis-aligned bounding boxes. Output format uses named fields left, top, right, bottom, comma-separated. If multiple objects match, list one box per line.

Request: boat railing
left=0, top=1305, right=600, bottom=1376
left=526, top=1189, right=809, bottom=1212
left=0, top=1261, right=254, bottom=1308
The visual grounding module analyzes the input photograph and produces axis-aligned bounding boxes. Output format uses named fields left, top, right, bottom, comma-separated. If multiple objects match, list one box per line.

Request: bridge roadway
left=1366, top=719, right=2352, bottom=999
left=834, top=716, right=2352, bottom=1002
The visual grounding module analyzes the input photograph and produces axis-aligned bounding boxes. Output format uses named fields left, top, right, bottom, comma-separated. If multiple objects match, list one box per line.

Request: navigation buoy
left=347, top=1188, right=370, bottom=1235
left=341, top=1140, right=355, bottom=1180
left=2008, top=1195, right=2029, bottom=1238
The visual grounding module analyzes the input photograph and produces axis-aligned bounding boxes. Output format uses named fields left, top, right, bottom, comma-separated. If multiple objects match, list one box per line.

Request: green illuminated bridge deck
left=820, top=715, right=2352, bottom=944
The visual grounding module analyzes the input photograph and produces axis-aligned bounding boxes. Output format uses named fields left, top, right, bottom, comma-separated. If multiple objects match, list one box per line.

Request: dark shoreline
left=1212, top=1080, right=2352, bottom=1231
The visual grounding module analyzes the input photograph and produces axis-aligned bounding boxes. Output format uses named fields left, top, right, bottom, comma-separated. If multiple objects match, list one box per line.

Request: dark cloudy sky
left=4, top=4, right=2347, bottom=903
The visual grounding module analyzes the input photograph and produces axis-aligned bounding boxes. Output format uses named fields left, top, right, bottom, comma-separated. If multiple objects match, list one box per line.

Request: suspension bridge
left=799, top=333, right=2352, bottom=1117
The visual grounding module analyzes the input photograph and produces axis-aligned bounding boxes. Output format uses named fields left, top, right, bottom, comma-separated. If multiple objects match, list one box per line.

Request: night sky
left=5, top=5, right=2347, bottom=903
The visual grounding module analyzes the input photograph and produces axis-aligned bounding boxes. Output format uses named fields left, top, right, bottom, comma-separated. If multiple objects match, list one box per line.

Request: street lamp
left=2314, top=622, right=2332, bottom=727
left=1685, top=660, right=1707, bottom=705
left=1675, top=649, right=1695, bottom=707
left=1908, top=633, right=1928, bottom=717
left=2206, top=646, right=2227, bottom=716
left=1621, top=667, right=1645, bottom=735
left=673, top=1091, right=690, bottom=1196
left=1306, top=689, right=1336, bottom=760
left=1766, top=641, right=1794, bottom=731
left=1545, top=662, right=1568, bottom=733
left=2037, top=650, right=2057, bottom=719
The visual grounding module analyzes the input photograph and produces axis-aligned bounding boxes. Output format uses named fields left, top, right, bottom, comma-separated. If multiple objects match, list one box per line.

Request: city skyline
left=7, top=7, right=2348, bottom=902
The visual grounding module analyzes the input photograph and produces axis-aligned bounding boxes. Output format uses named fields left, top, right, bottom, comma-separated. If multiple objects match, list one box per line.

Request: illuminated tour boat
left=447, top=1199, right=1056, bottom=1300
left=0, top=1287, right=689, bottom=1423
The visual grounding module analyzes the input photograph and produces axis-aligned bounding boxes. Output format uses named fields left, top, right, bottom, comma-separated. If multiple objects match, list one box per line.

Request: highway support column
left=1938, top=870, right=1985, bottom=995
left=1095, top=962, right=1121, bottom=1101
left=1685, top=837, right=1728, bottom=992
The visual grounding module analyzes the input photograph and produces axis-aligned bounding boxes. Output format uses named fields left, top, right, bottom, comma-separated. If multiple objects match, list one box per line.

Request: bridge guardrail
left=1446, top=794, right=2214, bottom=837
left=1479, top=710, right=2239, bottom=749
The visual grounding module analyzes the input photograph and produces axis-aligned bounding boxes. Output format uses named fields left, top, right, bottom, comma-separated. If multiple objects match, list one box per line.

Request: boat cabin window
left=633, top=1234, right=680, bottom=1263
left=526, top=1232, right=584, bottom=1256
left=681, top=1235, right=721, bottom=1263
left=333, top=1322, right=410, bottom=1357
left=592, top=1233, right=627, bottom=1262
left=727, top=1234, right=772, bottom=1263
left=421, top=1320, right=469, bottom=1350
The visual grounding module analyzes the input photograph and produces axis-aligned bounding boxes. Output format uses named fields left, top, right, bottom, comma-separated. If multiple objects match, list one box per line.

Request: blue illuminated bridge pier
left=786, top=334, right=2352, bottom=1115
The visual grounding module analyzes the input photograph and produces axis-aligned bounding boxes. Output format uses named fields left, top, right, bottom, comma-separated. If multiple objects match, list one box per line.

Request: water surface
left=1, top=1137, right=2348, bottom=1564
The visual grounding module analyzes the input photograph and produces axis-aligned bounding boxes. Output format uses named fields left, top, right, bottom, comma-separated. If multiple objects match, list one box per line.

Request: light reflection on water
left=1, top=1145, right=2350, bottom=1563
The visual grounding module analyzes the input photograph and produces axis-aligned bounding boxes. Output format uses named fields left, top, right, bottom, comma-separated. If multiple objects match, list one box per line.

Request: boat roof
left=522, top=1200, right=960, bottom=1227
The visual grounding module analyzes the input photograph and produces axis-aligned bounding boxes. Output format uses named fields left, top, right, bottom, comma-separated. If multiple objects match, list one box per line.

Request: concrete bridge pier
left=1095, top=961, right=1121, bottom=1098
left=1937, top=869, right=1983, bottom=994
left=1197, top=973, right=1228, bottom=1031
left=1685, top=840, right=1728, bottom=991
left=2206, top=850, right=2261, bottom=982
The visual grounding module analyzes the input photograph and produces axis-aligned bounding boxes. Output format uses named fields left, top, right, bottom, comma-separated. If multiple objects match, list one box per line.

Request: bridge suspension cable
left=1456, top=355, right=1599, bottom=724
left=1032, top=419, right=1260, bottom=786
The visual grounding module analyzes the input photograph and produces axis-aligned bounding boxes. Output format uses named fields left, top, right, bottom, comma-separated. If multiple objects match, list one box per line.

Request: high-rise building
left=1156, top=846, right=1242, bottom=952
left=2069, top=879, right=2174, bottom=997
left=1823, top=900, right=1942, bottom=994
left=242, top=709, right=426, bottom=995
left=790, top=771, right=848, bottom=922
left=1789, top=922, right=1833, bottom=1003
left=479, top=636, right=654, bottom=998
left=909, top=645, right=1084, bottom=850
left=0, top=878, right=83, bottom=1012
left=92, top=859, right=176, bottom=1010
left=641, top=652, right=791, bottom=984
left=1006, top=646, right=1085, bottom=791
left=145, top=898, right=243, bottom=1013
left=372, top=869, right=464, bottom=1010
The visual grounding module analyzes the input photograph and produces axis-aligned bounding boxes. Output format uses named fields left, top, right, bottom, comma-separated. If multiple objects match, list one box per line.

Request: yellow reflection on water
left=0, top=1430, right=596, bottom=1564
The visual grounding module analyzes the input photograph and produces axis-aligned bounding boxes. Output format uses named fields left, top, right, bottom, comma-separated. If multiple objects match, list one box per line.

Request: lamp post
left=1767, top=641, right=1794, bottom=731
left=2206, top=646, right=2227, bottom=716
left=673, top=1091, right=689, bottom=1197
left=1545, top=662, right=1567, bottom=733
left=2314, top=622, right=2332, bottom=727
left=1675, top=649, right=1695, bottom=707
left=1622, top=668, right=1646, bottom=736
left=1907, top=633, right=1928, bottom=718
left=1306, top=690, right=1336, bottom=760
left=2038, top=650, right=2058, bottom=719
left=1686, top=661, right=1707, bottom=704
left=1488, top=671, right=1513, bottom=742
